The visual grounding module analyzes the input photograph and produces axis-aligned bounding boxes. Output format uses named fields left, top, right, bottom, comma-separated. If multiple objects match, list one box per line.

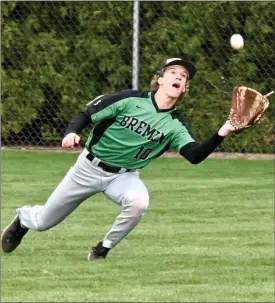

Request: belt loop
left=92, top=157, right=101, bottom=166
left=83, top=148, right=89, bottom=157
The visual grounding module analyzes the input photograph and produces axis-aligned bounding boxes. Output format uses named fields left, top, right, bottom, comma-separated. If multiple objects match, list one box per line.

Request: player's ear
left=183, top=81, right=189, bottom=93
left=158, top=76, right=164, bottom=85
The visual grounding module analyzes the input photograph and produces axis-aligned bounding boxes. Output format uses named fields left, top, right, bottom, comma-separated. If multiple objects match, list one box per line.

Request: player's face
left=158, top=66, right=188, bottom=98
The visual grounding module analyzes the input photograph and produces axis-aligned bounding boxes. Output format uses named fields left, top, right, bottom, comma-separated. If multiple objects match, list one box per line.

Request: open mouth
left=172, top=83, right=180, bottom=89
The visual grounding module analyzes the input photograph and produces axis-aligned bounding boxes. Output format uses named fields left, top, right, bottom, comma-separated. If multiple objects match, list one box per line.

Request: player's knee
left=125, top=192, right=149, bottom=217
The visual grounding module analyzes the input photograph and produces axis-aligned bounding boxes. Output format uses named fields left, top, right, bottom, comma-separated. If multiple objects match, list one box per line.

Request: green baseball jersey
left=85, top=90, right=195, bottom=169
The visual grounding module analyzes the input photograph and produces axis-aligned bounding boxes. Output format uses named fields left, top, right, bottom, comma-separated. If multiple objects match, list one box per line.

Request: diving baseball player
left=1, top=58, right=235, bottom=260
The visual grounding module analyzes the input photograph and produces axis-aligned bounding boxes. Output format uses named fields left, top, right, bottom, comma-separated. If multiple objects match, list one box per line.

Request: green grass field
left=1, top=150, right=274, bottom=302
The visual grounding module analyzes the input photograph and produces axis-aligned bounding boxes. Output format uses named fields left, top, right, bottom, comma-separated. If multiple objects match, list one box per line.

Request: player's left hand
left=218, top=120, right=235, bottom=137
left=224, top=120, right=235, bottom=132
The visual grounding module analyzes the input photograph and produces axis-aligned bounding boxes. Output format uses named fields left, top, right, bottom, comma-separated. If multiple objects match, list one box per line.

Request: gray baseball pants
left=16, top=149, right=149, bottom=248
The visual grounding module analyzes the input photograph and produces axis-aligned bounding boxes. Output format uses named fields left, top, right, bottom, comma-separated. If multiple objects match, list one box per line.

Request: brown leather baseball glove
left=229, top=86, right=273, bottom=131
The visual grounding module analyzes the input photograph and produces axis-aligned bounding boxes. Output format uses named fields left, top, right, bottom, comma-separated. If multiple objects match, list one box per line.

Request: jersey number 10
left=134, top=147, right=153, bottom=160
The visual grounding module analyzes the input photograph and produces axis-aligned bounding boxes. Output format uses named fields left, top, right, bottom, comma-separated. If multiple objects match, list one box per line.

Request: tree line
left=2, top=1, right=274, bottom=152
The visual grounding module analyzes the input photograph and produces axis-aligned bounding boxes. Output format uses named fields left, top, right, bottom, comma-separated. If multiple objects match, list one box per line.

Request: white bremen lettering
left=86, top=95, right=105, bottom=106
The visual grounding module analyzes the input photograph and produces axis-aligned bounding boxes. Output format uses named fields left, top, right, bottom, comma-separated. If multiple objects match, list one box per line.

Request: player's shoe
left=1, top=215, right=29, bottom=253
left=87, top=241, right=110, bottom=261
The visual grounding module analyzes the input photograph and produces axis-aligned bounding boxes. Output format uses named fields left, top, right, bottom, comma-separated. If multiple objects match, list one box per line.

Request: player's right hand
left=62, top=133, right=81, bottom=148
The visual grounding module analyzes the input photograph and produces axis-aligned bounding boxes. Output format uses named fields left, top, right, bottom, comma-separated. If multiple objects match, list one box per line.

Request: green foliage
left=139, top=2, right=275, bottom=153
left=1, top=1, right=275, bottom=152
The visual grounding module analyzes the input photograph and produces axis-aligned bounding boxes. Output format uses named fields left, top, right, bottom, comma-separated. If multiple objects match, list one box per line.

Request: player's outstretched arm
left=180, top=120, right=234, bottom=164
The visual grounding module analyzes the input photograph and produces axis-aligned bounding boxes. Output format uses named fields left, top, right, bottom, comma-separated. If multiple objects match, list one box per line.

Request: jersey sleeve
left=169, top=126, right=195, bottom=152
left=169, top=110, right=195, bottom=152
left=86, top=90, right=135, bottom=123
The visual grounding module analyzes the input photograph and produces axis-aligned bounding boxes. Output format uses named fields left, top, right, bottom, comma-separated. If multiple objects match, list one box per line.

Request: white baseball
left=230, top=34, right=244, bottom=50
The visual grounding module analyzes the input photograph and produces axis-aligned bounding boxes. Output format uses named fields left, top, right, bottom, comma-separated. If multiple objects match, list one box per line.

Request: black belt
left=86, top=153, right=132, bottom=173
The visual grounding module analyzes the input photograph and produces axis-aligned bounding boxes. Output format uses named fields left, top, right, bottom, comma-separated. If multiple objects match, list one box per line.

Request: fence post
left=132, top=0, right=140, bottom=90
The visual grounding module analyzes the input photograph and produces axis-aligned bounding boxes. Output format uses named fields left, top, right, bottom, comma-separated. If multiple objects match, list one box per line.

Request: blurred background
left=1, top=1, right=275, bottom=153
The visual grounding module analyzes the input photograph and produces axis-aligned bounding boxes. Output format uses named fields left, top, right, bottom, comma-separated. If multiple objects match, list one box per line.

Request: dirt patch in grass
left=163, top=151, right=274, bottom=160
left=2, top=146, right=274, bottom=160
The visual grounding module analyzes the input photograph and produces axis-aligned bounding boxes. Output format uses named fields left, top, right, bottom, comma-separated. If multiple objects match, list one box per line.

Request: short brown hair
left=150, top=70, right=190, bottom=103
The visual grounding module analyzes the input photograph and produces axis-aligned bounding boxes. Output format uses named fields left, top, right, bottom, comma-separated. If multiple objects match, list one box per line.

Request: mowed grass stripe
left=1, top=150, right=274, bottom=302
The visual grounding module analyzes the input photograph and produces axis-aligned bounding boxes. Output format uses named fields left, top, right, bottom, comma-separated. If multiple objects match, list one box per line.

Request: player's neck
left=154, top=90, right=178, bottom=109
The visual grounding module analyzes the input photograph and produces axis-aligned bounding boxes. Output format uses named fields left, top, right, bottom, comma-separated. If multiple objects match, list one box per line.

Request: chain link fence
left=2, top=1, right=275, bottom=153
